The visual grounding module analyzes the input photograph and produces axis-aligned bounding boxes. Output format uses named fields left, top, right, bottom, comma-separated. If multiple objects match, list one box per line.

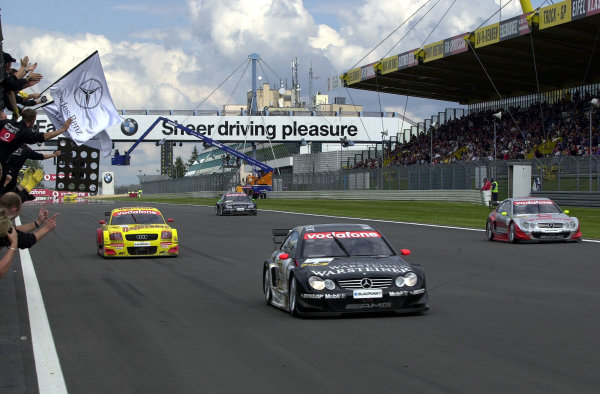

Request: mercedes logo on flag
left=103, top=173, right=113, bottom=184
left=121, top=118, right=138, bottom=136
left=74, top=78, right=103, bottom=109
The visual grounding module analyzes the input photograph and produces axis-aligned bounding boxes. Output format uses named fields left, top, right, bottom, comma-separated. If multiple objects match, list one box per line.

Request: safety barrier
left=531, top=191, right=600, bottom=207
left=141, top=189, right=484, bottom=204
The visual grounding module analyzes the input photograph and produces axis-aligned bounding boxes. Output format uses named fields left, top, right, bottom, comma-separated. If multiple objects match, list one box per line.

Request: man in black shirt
left=1, top=145, right=61, bottom=199
left=0, top=108, right=71, bottom=181
left=1, top=52, right=42, bottom=118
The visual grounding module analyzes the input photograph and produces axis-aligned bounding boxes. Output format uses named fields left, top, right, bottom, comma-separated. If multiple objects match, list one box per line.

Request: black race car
left=263, top=223, right=429, bottom=316
left=216, top=192, right=257, bottom=216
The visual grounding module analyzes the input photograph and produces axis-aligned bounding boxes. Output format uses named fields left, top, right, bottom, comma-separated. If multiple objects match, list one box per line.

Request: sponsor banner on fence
left=474, top=22, right=500, bottom=48
left=423, top=40, right=445, bottom=62
left=539, top=1, right=572, bottom=29
left=30, top=189, right=90, bottom=198
left=381, top=55, right=399, bottom=75
left=344, top=67, right=363, bottom=85
left=398, top=48, right=418, bottom=70
left=572, top=0, right=600, bottom=19
left=499, top=14, right=531, bottom=41
left=33, top=113, right=408, bottom=143
left=444, top=34, right=469, bottom=56
left=360, top=62, right=377, bottom=80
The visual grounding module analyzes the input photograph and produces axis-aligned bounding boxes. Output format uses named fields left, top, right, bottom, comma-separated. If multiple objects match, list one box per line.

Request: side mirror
left=501, top=212, right=507, bottom=216
left=99, top=220, right=106, bottom=225
left=400, top=249, right=411, bottom=256
left=564, top=210, right=570, bottom=214
left=279, top=253, right=289, bottom=260
left=167, top=218, right=174, bottom=222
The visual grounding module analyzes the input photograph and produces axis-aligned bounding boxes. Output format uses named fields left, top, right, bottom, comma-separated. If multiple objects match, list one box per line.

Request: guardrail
left=265, top=190, right=483, bottom=203
left=531, top=191, right=600, bottom=207
left=138, top=189, right=484, bottom=204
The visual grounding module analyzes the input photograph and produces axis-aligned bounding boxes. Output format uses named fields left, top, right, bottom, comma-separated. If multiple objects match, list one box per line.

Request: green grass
left=107, top=196, right=600, bottom=239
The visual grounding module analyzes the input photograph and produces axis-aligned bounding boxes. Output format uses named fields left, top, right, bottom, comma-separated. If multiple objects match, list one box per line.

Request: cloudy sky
left=1, top=0, right=548, bottom=186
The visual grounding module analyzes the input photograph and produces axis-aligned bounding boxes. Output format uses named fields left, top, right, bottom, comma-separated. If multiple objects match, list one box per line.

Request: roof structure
left=341, top=1, right=600, bottom=105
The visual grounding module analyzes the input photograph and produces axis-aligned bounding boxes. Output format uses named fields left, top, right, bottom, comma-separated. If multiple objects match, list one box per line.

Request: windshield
left=224, top=194, right=251, bottom=203
left=301, top=231, right=394, bottom=258
left=513, top=201, right=562, bottom=215
left=111, top=210, right=165, bottom=225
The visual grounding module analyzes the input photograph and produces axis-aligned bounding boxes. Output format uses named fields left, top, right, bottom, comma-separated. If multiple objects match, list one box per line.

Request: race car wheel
left=263, top=268, right=272, bottom=305
left=98, top=244, right=106, bottom=258
left=486, top=220, right=494, bottom=241
left=288, top=277, right=300, bottom=316
left=508, top=222, right=517, bottom=243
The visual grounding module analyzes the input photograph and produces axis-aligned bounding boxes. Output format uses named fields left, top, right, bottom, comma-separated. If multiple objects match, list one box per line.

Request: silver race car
left=486, top=197, right=582, bottom=243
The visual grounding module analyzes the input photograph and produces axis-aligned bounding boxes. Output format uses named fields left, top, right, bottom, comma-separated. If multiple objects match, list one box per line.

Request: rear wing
left=272, top=228, right=290, bottom=248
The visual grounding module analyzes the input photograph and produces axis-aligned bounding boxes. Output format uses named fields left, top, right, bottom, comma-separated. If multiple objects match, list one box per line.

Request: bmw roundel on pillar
left=102, top=171, right=115, bottom=195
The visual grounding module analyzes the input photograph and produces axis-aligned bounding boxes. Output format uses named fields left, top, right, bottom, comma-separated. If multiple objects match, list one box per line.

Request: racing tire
left=98, top=244, right=106, bottom=258
left=508, top=222, right=517, bottom=244
left=288, top=276, right=300, bottom=317
left=486, top=220, right=494, bottom=241
left=263, top=268, right=272, bottom=305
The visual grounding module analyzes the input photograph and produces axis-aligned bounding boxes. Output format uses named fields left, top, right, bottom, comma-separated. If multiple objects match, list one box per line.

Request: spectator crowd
left=354, top=89, right=600, bottom=168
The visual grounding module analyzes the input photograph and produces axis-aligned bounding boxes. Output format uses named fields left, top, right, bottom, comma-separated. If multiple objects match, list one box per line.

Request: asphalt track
left=2, top=201, right=599, bottom=393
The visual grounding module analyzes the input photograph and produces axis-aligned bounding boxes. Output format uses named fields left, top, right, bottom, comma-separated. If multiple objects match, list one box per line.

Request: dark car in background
left=216, top=192, right=257, bottom=216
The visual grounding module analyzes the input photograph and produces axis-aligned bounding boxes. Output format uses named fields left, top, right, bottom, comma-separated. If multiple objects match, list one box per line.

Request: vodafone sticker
left=304, top=231, right=381, bottom=240
left=114, top=209, right=160, bottom=216
left=514, top=200, right=553, bottom=205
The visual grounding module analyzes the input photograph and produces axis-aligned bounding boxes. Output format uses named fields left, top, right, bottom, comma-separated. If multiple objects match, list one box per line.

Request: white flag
left=49, top=51, right=121, bottom=146
left=42, top=101, right=113, bottom=157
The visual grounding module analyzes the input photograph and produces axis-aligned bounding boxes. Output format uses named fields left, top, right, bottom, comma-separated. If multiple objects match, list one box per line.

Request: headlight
left=161, top=230, right=172, bottom=239
left=309, top=276, right=325, bottom=290
left=396, top=272, right=418, bottom=287
left=225, top=204, right=232, bottom=208
left=324, top=279, right=335, bottom=290
left=404, top=272, right=418, bottom=287
left=395, top=276, right=405, bottom=287
left=109, top=232, right=123, bottom=241
left=570, top=219, right=578, bottom=229
left=521, top=221, right=530, bottom=230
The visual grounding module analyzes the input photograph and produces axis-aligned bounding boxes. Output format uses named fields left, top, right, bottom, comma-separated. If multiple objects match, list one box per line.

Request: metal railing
left=134, top=157, right=600, bottom=200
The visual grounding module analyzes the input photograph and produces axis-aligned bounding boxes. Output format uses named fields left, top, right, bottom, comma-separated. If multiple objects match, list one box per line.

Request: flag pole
left=37, top=50, right=99, bottom=95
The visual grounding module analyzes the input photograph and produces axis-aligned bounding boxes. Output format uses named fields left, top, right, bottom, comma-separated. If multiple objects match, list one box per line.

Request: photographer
left=0, top=192, right=58, bottom=248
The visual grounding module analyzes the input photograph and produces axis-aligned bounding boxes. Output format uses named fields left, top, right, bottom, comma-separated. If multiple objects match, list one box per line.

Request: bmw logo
left=103, top=173, right=113, bottom=184
left=121, top=118, right=138, bottom=136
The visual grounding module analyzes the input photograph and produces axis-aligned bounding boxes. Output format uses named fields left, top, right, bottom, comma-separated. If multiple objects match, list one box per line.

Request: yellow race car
left=97, top=207, right=179, bottom=258
left=62, top=193, right=79, bottom=202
